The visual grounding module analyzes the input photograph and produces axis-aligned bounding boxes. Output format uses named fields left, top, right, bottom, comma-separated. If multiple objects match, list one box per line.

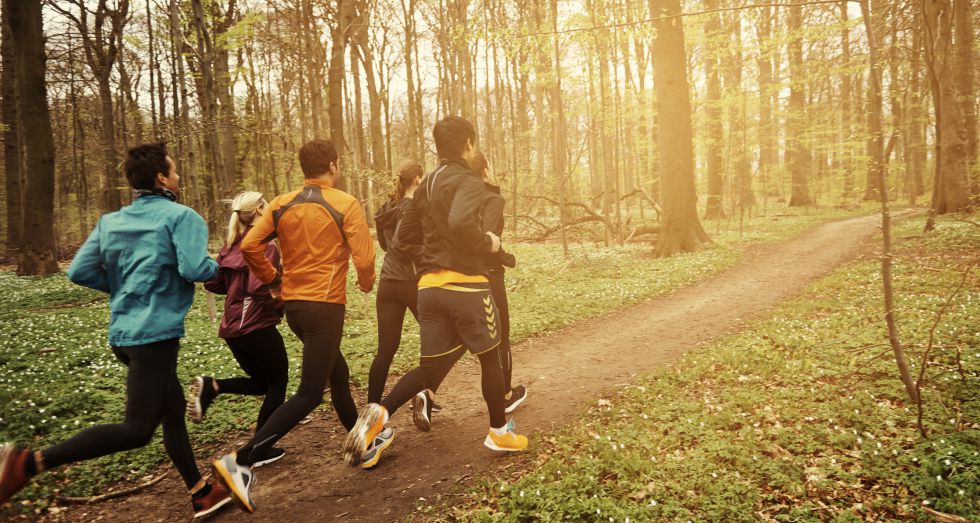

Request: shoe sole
left=361, top=432, right=396, bottom=470
left=412, top=393, right=431, bottom=432
left=193, top=495, right=232, bottom=519
left=252, top=451, right=285, bottom=468
left=212, top=459, right=255, bottom=513
left=504, top=390, right=528, bottom=414
left=483, top=435, right=528, bottom=452
left=342, top=404, right=384, bottom=467
left=187, top=377, right=205, bottom=424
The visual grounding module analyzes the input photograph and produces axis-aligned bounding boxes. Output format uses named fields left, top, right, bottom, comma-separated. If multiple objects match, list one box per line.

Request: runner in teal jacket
left=67, top=193, right=219, bottom=346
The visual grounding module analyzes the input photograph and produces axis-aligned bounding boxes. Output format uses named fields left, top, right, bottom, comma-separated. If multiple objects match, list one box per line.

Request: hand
left=269, top=285, right=282, bottom=300
left=358, top=280, right=374, bottom=293
left=486, top=232, right=501, bottom=253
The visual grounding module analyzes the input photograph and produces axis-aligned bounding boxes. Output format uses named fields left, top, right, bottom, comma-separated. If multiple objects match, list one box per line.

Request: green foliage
left=0, top=208, right=870, bottom=516
left=441, top=215, right=979, bottom=522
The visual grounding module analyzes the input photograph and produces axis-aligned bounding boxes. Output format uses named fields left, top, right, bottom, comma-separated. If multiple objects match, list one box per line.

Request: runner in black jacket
left=342, top=116, right=529, bottom=468
left=470, top=151, right=527, bottom=414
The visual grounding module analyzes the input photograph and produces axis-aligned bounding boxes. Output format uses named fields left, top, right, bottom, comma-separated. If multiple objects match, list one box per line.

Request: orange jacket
left=241, top=179, right=376, bottom=304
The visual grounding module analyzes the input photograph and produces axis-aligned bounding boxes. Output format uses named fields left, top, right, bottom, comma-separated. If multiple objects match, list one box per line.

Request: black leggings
left=488, top=270, right=513, bottom=391
left=218, top=326, right=289, bottom=431
left=40, top=340, right=202, bottom=489
left=368, top=279, right=418, bottom=403
left=381, top=347, right=506, bottom=428
left=236, top=301, right=357, bottom=465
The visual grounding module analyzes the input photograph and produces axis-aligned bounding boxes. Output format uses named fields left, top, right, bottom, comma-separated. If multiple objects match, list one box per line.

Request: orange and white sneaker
left=342, top=403, right=388, bottom=467
left=484, top=419, right=528, bottom=452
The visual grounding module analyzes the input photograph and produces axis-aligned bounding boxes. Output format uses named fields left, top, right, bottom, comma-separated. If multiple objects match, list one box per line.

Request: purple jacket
left=204, top=235, right=284, bottom=339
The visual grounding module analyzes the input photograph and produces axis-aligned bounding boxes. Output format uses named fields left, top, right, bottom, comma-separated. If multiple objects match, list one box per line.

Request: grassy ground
left=438, top=214, right=979, bottom=523
left=0, top=206, right=868, bottom=515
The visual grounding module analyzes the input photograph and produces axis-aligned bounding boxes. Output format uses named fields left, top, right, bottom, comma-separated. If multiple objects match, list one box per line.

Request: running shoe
left=212, top=453, right=256, bottom=513
left=0, top=444, right=31, bottom=506
left=484, top=420, right=528, bottom=452
left=187, top=376, right=217, bottom=424
left=409, top=398, right=443, bottom=412
left=504, top=385, right=528, bottom=414
left=191, top=479, right=232, bottom=519
left=412, top=389, right=434, bottom=432
left=360, top=427, right=395, bottom=470
left=251, top=447, right=285, bottom=468
left=342, top=403, right=388, bottom=467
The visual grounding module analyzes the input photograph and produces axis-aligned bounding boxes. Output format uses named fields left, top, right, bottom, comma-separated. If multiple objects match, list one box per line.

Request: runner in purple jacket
left=188, top=191, right=289, bottom=468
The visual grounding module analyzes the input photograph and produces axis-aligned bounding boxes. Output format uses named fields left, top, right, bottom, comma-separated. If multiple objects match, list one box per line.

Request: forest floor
left=31, top=213, right=897, bottom=522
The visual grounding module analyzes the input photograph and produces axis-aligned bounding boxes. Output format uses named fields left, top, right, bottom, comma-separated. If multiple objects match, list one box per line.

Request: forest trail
left=49, top=214, right=883, bottom=522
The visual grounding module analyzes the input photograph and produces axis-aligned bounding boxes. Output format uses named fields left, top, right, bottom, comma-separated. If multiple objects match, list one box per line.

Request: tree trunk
left=953, top=0, right=976, bottom=195
left=650, top=0, right=710, bottom=256
left=1, top=0, right=22, bottom=256
left=839, top=1, right=854, bottom=201
left=787, top=0, right=812, bottom=206
left=756, top=5, right=774, bottom=212
left=9, top=0, right=59, bottom=275
left=703, top=0, right=724, bottom=220
left=863, top=0, right=886, bottom=202
left=329, top=0, right=353, bottom=167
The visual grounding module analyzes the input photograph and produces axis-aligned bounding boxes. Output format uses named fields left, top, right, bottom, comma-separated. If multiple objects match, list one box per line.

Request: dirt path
left=49, top=215, right=882, bottom=522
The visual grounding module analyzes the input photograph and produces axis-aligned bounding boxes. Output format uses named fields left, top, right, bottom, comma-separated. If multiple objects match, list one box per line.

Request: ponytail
left=390, top=159, right=423, bottom=202
left=225, top=191, right=266, bottom=247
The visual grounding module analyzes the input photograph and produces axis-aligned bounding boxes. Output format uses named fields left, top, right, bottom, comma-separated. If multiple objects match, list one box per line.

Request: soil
left=44, top=214, right=882, bottom=522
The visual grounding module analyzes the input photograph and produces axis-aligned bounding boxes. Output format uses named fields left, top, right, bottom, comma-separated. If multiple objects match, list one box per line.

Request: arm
left=395, top=197, right=423, bottom=247
left=246, top=241, right=281, bottom=305
left=344, top=199, right=377, bottom=292
left=173, top=210, right=219, bottom=282
left=203, top=271, right=228, bottom=295
left=375, top=210, right=389, bottom=252
left=448, top=177, right=493, bottom=253
left=482, top=196, right=505, bottom=237
left=67, top=219, right=110, bottom=293
left=240, top=201, right=280, bottom=286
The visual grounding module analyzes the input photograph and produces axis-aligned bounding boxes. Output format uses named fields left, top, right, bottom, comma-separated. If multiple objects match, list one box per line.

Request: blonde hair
left=225, top=191, right=266, bottom=246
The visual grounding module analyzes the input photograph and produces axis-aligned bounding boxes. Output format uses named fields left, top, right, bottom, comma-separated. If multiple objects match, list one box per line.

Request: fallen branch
left=921, top=506, right=971, bottom=523
left=56, top=473, right=168, bottom=504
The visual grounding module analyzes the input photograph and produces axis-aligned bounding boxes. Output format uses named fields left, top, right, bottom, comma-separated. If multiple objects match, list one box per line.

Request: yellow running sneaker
left=342, top=403, right=388, bottom=467
left=483, top=420, right=528, bottom=452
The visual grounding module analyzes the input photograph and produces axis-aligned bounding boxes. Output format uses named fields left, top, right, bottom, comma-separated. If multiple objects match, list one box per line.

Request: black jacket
left=375, top=198, right=422, bottom=281
left=482, top=183, right=516, bottom=272
left=397, top=158, right=494, bottom=277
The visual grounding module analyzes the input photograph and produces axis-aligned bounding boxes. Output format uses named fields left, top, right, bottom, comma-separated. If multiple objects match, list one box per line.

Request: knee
left=127, top=422, right=157, bottom=448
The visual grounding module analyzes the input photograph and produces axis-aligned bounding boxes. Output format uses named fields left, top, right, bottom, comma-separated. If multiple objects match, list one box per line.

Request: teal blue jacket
left=68, top=195, right=218, bottom=347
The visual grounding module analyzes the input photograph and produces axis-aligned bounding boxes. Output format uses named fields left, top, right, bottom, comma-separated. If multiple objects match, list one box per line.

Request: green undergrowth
left=0, top=206, right=869, bottom=516
left=436, top=215, right=979, bottom=523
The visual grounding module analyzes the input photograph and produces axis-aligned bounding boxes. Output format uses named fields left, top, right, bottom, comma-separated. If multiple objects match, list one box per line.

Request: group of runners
left=0, top=115, right=529, bottom=518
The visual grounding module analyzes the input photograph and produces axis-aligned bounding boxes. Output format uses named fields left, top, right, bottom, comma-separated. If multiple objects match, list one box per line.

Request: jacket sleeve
left=375, top=212, right=389, bottom=252
left=395, top=198, right=423, bottom=247
left=482, top=195, right=505, bottom=237
left=203, top=270, right=228, bottom=295
left=448, top=176, right=493, bottom=253
left=173, top=210, right=219, bottom=283
left=67, top=218, right=110, bottom=293
left=246, top=241, right=281, bottom=305
left=344, top=199, right=377, bottom=289
left=241, top=199, right=280, bottom=286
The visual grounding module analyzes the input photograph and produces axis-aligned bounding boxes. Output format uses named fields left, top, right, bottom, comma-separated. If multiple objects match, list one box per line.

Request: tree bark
left=787, top=0, right=812, bottom=206
left=9, top=0, right=59, bottom=275
left=650, top=0, right=710, bottom=257
left=1, top=0, right=22, bottom=256
left=703, top=0, right=724, bottom=220
left=953, top=0, right=976, bottom=195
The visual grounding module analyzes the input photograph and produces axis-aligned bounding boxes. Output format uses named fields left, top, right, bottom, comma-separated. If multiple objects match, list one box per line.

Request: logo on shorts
left=483, top=295, right=497, bottom=339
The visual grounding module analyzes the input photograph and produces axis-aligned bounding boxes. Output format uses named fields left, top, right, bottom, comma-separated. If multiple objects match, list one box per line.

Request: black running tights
left=236, top=301, right=357, bottom=465
left=488, top=270, right=513, bottom=391
left=367, top=279, right=418, bottom=403
left=218, top=325, right=289, bottom=431
left=381, top=347, right=507, bottom=428
left=40, top=339, right=202, bottom=489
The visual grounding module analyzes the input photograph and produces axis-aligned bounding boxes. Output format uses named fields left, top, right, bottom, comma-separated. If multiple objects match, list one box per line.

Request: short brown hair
left=298, top=139, right=338, bottom=178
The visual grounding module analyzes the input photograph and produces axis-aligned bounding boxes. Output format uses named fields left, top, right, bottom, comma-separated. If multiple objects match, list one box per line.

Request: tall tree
left=650, top=0, right=709, bottom=256
left=50, top=0, right=130, bottom=213
left=1, top=0, right=21, bottom=256
left=787, top=0, right=812, bottom=206
left=953, top=0, right=975, bottom=194
left=8, top=0, right=59, bottom=275
left=703, top=0, right=724, bottom=219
